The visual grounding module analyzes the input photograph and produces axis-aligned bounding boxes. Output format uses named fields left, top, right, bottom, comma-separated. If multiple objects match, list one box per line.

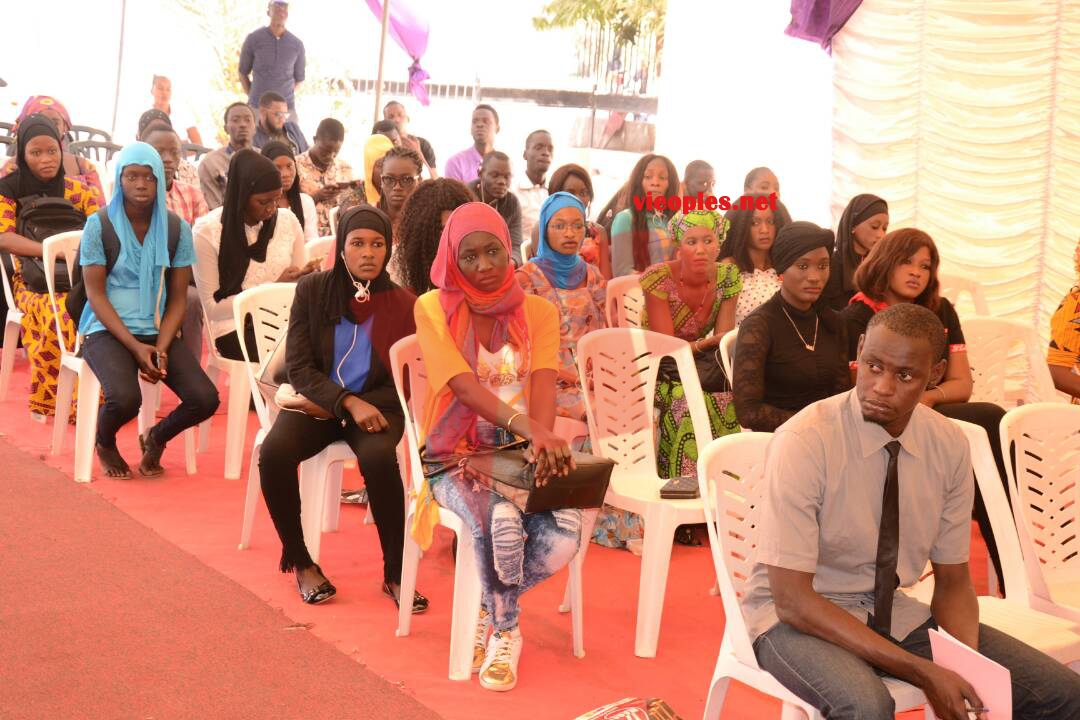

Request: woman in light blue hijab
left=515, top=190, right=606, bottom=421
left=80, top=141, right=219, bottom=479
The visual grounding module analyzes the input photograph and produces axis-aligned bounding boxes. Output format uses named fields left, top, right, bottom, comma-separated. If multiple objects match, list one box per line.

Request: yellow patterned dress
left=1048, top=286, right=1080, bottom=403
left=1, top=177, right=100, bottom=416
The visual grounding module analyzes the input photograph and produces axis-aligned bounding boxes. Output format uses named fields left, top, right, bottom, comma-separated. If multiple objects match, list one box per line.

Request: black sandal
left=297, top=564, right=336, bottom=605
left=137, top=431, right=166, bottom=477
left=383, top=581, right=429, bottom=614
left=674, top=525, right=703, bottom=547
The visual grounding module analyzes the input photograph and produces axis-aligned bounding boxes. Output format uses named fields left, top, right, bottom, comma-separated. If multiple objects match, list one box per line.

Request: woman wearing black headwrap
left=0, top=114, right=100, bottom=418
left=820, top=193, right=889, bottom=311
left=258, top=205, right=424, bottom=609
left=733, top=221, right=851, bottom=431
left=192, top=148, right=317, bottom=360
left=262, top=141, right=318, bottom=243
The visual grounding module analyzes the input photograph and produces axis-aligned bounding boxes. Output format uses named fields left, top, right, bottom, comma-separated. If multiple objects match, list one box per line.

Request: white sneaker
left=479, top=628, right=523, bottom=692
left=471, top=608, right=492, bottom=673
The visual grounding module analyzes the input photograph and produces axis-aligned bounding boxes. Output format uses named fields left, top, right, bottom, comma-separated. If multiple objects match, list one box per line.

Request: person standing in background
left=444, top=104, right=499, bottom=182
left=383, top=101, right=437, bottom=177
left=513, top=130, right=552, bottom=242
left=239, top=1, right=306, bottom=124
left=150, top=75, right=203, bottom=147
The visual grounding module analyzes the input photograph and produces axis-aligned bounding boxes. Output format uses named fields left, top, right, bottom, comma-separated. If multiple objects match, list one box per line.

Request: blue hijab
left=109, top=142, right=173, bottom=317
left=531, top=191, right=587, bottom=290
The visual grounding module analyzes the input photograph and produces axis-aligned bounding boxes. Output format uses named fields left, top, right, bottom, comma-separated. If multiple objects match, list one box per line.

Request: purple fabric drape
left=785, top=0, right=864, bottom=53
left=365, top=0, right=432, bottom=106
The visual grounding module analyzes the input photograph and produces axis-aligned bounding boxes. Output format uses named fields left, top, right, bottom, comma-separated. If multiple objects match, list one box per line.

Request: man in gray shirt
left=742, top=303, right=1080, bottom=720
left=239, top=1, right=305, bottom=122
left=197, top=102, right=256, bottom=210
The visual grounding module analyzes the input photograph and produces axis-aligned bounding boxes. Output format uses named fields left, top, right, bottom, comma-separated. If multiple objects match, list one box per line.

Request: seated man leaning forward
left=741, top=303, right=1080, bottom=720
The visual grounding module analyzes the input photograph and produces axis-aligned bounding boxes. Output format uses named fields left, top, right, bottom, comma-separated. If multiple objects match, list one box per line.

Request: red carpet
left=0, top=360, right=986, bottom=719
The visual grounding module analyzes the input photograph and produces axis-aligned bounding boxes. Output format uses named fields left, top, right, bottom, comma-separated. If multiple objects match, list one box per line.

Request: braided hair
left=393, top=178, right=476, bottom=294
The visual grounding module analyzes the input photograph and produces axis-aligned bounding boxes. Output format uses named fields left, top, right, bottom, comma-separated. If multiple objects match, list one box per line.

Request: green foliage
left=533, top=0, right=666, bottom=46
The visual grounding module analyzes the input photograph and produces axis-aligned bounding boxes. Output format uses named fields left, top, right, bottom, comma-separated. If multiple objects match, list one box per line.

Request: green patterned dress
left=641, top=261, right=742, bottom=478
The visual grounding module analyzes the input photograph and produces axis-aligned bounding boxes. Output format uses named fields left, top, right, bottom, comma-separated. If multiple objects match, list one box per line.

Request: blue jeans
left=754, top=618, right=1080, bottom=720
left=431, top=471, right=582, bottom=632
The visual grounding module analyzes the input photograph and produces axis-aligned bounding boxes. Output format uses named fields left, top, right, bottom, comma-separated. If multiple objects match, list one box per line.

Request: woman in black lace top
left=733, top=221, right=851, bottom=431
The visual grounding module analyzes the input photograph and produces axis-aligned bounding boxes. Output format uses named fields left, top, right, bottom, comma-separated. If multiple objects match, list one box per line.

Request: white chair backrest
left=963, top=317, right=1057, bottom=405
left=1000, top=403, right=1080, bottom=600
left=42, top=231, right=84, bottom=355
left=939, top=272, right=990, bottom=316
left=718, top=328, right=737, bottom=384
left=950, top=418, right=1029, bottom=601
left=576, top=328, right=711, bottom=479
left=697, top=432, right=773, bottom=668
left=390, top=334, right=429, bottom=495
left=329, top=206, right=340, bottom=236
left=520, top=238, right=533, bottom=262
left=0, top=252, right=18, bottom=312
left=305, top=236, right=334, bottom=265
left=232, top=283, right=297, bottom=430
left=604, top=274, right=644, bottom=328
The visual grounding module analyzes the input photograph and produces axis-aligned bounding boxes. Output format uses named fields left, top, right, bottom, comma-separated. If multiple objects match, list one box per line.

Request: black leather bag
left=14, top=195, right=88, bottom=293
left=658, top=348, right=728, bottom=393
left=424, top=441, right=615, bottom=514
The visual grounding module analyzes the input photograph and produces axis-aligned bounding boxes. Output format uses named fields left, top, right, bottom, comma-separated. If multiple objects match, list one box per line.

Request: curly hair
left=381, top=144, right=424, bottom=175
left=393, top=178, right=476, bottom=294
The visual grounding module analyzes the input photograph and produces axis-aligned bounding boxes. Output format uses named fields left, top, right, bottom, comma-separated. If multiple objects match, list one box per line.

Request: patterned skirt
left=12, top=273, right=77, bottom=417
left=655, top=380, right=739, bottom=479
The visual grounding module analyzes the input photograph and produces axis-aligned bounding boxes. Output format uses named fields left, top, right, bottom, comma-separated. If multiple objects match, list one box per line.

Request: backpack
left=14, top=195, right=89, bottom=294
left=66, top=208, right=183, bottom=326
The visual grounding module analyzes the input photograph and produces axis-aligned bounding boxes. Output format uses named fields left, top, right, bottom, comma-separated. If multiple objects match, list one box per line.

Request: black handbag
left=14, top=195, right=88, bottom=293
left=658, top=347, right=728, bottom=393
left=424, top=441, right=615, bottom=514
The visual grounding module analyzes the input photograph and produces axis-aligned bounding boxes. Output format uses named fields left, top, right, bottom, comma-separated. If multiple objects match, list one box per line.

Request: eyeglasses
left=381, top=175, right=419, bottom=189
left=550, top=222, right=586, bottom=233
left=270, top=111, right=289, bottom=119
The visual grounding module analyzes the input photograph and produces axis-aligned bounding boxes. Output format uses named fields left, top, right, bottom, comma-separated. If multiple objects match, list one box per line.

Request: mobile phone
left=150, top=351, right=161, bottom=370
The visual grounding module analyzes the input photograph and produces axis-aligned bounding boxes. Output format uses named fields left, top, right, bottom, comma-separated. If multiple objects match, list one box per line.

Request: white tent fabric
left=831, top=0, right=1080, bottom=338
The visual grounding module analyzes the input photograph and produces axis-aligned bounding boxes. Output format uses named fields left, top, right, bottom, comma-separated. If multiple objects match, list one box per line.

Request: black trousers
left=214, top=323, right=259, bottom=362
left=934, top=401, right=1009, bottom=585
left=81, top=331, right=220, bottom=449
left=258, top=407, right=406, bottom=582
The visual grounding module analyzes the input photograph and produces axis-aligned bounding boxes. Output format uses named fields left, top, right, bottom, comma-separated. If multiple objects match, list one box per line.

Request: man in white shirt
left=513, top=129, right=552, bottom=241
left=742, top=303, right=1080, bottom=720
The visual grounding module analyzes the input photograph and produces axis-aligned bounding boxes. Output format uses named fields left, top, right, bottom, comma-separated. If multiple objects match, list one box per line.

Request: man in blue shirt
left=239, top=1, right=306, bottom=122
left=253, top=91, right=309, bottom=154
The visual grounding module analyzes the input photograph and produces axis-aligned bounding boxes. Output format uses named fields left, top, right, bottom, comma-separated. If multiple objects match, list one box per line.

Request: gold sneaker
left=479, top=628, right=523, bottom=692
left=471, top=608, right=491, bottom=673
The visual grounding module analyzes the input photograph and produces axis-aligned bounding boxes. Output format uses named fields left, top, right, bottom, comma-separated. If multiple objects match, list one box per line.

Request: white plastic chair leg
left=299, top=457, right=328, bottom=563
left=137, top=379, right=160, bottom=437
left=396, top=510, right=423, bottom=638
left=780, top=703, right=813, bottom=720
left=703, top=673, right=732, bottom=720
left=363, top=504, right=376, bottom=525
left=183, top=427, right=197, bottom=474
left=198, top=362, right=220, bottom=453
left=52, top=364, right=77, bottom=456
left=560, top=508, right=598, bottom=613
left=568, top=552, right=585, bottom=658
left=634, top=504, right=677, bottom=658
left=238, top=439, right=264, bottom=550
left=322, top=459, right=343, bottom=532
left=73, top=366, right=102, bottom=483
left=0, top=318, right=20, bottom=401
left=223, top=362, right=250, bottom=479
left=448, top=530, right=483, bottom=681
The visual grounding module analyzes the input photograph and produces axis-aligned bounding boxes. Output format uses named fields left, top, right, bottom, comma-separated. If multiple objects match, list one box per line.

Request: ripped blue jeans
left=430, top=471, right=583, bottom=632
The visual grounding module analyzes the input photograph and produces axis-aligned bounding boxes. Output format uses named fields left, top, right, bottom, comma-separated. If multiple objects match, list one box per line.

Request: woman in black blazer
left=259, top=206, right=426, bottom=610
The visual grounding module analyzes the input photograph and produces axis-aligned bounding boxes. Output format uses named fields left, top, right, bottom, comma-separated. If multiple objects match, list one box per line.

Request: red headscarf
left=14, top=96, right=72, bottom=137
left=425, top=202, right=531, bottom=456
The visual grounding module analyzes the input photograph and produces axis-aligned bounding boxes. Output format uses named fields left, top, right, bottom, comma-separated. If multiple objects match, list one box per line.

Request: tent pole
left=111, top=0, right=127, bottom=138
left=373, top=0, right=392, bottom=120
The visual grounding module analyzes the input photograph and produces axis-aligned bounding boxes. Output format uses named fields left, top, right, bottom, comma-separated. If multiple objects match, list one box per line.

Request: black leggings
left=82, top=331, right=220, bottom=449
left=933, top=401, right=1009, bottom=585
left=258, top=407, right=406, bottom=582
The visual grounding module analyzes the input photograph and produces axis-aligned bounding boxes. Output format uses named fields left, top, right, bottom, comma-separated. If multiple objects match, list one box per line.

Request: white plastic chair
left=718, top=328, right=737, bottom=385
left=696, top=433, right=930, bottom=719
left=0, top=254, right=25, bottom=401
left=520, top=237, right=532, bottom=262
left=328, top=206, right=340, bottom=237
left=939, top=272, right=990, bottom=316
left=44, top=232, right=195, bottom=481
left=576, top=327, right=715, bottom=658
left=390, top=335, right=586, bottom=681
left=304, top=235, right=334, bottom=266
left=604, top=274, right=644, bottom=328
left=963, top=317, right=1058, bottom=406
left=192, top=278, right=253, bottom=480
left=233, top=283, right=350, bottom=563
left=1000, top=403, right=1080, bottom=623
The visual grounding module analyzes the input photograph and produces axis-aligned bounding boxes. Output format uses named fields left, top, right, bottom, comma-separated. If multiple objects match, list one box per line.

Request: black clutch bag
left=659, top=475, right=699, bottom=500
left=425, top=441, right=615, bottom=514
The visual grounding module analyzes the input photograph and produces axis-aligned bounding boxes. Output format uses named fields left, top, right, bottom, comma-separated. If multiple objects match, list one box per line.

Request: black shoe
left=383, top=581, right=429, bottom=614
left=297, top=564, right=336, bottom=605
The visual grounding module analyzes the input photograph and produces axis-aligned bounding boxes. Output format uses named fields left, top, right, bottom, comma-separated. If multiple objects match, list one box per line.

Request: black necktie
left=871, top=440, right=902, bottom=637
